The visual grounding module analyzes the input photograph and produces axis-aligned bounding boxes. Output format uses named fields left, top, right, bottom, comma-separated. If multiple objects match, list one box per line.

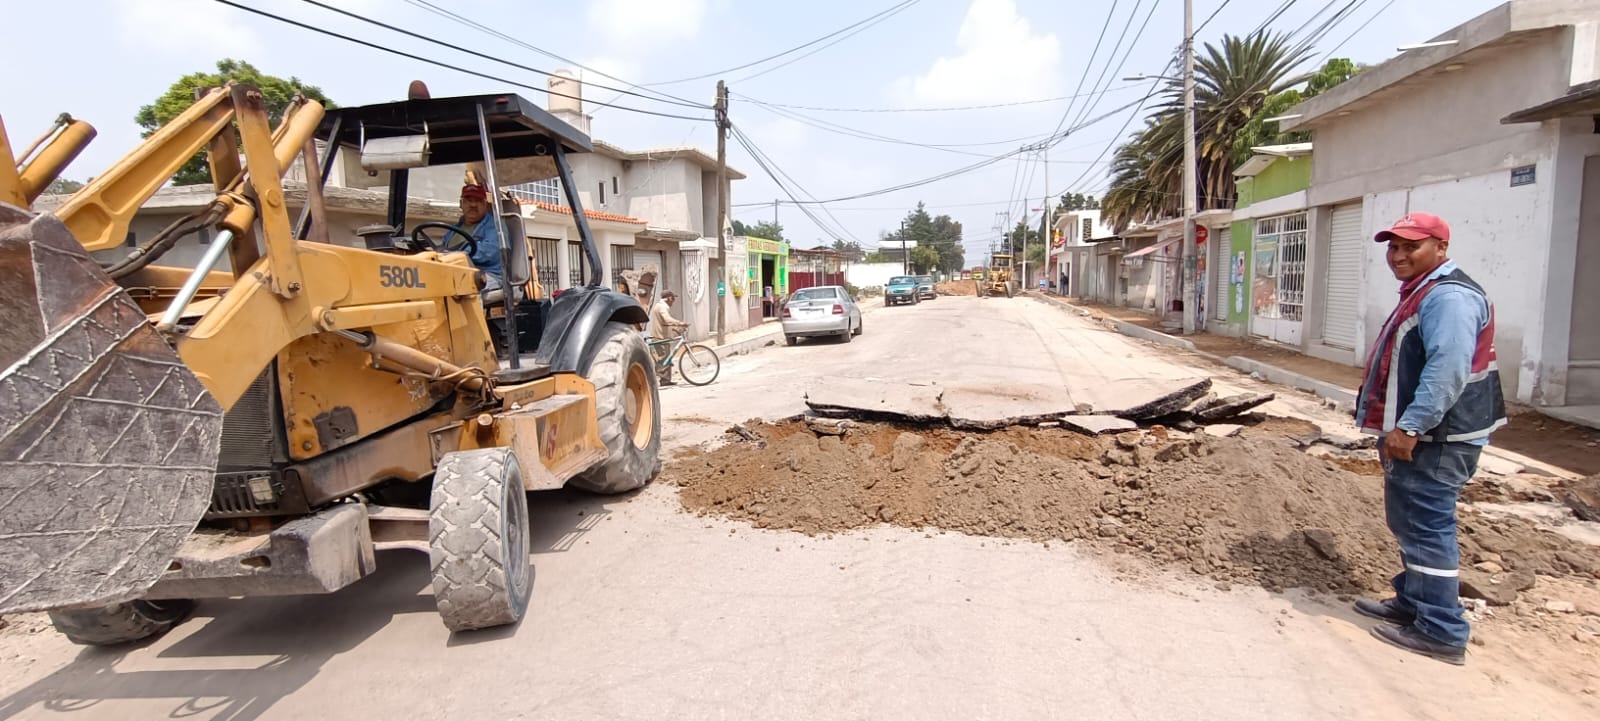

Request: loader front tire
left=48, top=599, right=194, bottom=646
left=571, top=323, right=661, bottom=495
left=429, top=448, right=532, bottom=632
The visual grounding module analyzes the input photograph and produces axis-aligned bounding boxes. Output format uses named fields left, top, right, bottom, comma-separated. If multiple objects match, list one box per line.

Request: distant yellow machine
left=981, top=253, right=1017, bottom=298
left=0, top=85, right=660, bottom=643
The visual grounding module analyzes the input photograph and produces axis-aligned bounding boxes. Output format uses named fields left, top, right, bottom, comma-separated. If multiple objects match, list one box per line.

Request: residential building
left=1059, top=210, right=1231, bottom=330
left=1051, top=208, right=1116, bottom=296
left=1277, top=0, right=1600, bottom=421
left=1227, top=144, right=1315, bottom=344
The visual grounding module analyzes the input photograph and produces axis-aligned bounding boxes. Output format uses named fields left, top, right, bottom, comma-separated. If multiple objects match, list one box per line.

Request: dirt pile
left=935, top=281, right=977, bottom=296
left=669, top=420, right=1600, bottom=596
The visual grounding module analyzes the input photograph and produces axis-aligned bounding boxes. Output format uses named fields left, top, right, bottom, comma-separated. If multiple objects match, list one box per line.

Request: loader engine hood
left=0, top=204, right=223, bottom=614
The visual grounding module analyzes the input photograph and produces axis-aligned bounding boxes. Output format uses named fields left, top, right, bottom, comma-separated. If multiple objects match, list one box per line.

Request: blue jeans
left=1382, top=440, right=1481, bottom=648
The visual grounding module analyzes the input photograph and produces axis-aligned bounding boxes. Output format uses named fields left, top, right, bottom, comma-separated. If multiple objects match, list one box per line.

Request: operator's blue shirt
left=1394, top=260, right=1491, bottom=446
left=445, top=215, right=503, bottom=284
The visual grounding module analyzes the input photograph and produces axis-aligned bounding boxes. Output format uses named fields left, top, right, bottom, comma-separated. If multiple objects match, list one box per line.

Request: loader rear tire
left=570, top=323, right=661, bottom=495
left=47, top=599, right=194, bottom=646
left=429, top=448, right=532, bottom=632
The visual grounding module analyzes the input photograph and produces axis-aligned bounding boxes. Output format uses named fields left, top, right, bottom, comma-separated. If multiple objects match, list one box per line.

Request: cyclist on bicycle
left=648, top=290, right=689, bottom=385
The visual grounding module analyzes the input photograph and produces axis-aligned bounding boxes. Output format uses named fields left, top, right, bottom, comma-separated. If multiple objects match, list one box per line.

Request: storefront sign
left=1510, top=165, right=1536, bottom=187
left=746, top=237, right=789, bottom=255
left=717, top=281, right=726, bottom=297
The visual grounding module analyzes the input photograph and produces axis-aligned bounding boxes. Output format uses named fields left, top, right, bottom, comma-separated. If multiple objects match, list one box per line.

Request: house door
left=1250, top=213, right=1307, bottom=344
left=1321, top=202, right=1363, bottom=350
left=1569, top=156, right=1600, bottom=404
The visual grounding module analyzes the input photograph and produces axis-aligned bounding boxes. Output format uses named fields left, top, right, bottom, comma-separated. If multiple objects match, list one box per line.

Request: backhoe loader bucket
left=0, top=203, right=222, bottom=614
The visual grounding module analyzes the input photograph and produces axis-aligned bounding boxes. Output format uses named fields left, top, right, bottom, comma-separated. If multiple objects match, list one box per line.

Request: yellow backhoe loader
left=0, top=84, right=661, bottom=643
left=981, top=253, right=1017, bottom=298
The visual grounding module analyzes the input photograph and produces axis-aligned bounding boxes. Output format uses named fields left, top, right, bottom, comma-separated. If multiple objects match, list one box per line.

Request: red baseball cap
left=1375, top=212, right=1450, bottom=242
left=460, top=184, right=488, bottom=201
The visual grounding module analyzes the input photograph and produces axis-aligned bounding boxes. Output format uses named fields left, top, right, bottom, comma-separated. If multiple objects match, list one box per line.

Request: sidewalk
left=1044, top=296, right=1600, bottom=477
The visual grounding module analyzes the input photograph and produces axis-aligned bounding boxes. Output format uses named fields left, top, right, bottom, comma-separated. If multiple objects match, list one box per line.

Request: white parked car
left=781, top=286, right=863, bottom=346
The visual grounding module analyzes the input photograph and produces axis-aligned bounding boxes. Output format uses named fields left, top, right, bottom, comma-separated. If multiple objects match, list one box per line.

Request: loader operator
left=444, top=183, right=506, bottom=296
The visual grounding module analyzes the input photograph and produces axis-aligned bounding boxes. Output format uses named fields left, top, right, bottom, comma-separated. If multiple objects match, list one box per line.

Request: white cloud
left=905, top=0, right=1061, bottom=104
left=587, top=0, right=707, bottom=47
left=113, top=0, right=263, bottom=58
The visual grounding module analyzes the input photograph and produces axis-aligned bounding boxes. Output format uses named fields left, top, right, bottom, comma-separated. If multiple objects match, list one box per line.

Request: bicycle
left=646, top=331, right=721, bottom=386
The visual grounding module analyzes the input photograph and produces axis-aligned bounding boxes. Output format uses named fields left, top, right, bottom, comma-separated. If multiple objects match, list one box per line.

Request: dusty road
left=1, top=295, right=1595, bottom=720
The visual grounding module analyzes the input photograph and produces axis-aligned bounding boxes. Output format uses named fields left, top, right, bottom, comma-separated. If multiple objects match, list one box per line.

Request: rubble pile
left=670, top=419, right=1600, bottom=599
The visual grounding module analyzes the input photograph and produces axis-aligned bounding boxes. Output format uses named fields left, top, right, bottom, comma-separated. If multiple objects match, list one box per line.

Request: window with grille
left=1253, top=212, right=1308, bottom=322
left=1081, top=218, right=1093, bottom=243
left=612, top=245, right=634, bottom=285
left=567, top=241, right=587, bottom=287
left=535, top=237, right=560, bottom=290
left=506, top=178, right=564, bottom=206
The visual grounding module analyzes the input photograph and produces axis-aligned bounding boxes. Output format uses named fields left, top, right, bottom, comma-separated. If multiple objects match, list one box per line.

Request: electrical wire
left=398, top=0, right=705, bottom=109
left=1195, top=0, right=1237, bottom=34
left=1061, top=0, right=1165, bottom=148
left=655, top=0, right=924, bottom=85
left=730, top=124, right=861, bottom=244
left=1050, top=0, right=1122, bottom=139
left=293, top=0, right=706, bottom=110
left=730, top=85, right=1143, bottom=113
left=760, top=91, right=1159, bottom=207
left=1317, top=0, right=1395, bottom=62
left=211, top=0, right=714, bottom=121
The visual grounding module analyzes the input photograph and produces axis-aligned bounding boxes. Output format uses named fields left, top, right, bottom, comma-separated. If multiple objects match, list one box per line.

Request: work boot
left=1369, top=624, right=1466, bottom=666
left=1353, top=597, right=1416, bottom=625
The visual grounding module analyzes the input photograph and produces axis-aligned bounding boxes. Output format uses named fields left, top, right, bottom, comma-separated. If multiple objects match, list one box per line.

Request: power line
left=728, top=1, right=922, bottom=84
left=398, top=0, right=704, bottom=110
left=730, top=85, right=1143, bottom=113
left=764, top=92, right=1159, bottom=206
left=656, top=0, right=924, bottom=85
left=1061, top=0, right=1165, bottom=146
left=291, top=0, right=707, bottom=110
left=211, top=0, right=714, bottom=122
left=730, top=124, right=862, bottom=244
left=1050, top=0, right=1123, bottom=139
left=1318, top=0, right=1396, bottom=62
left=1195, top=0, right=1237, bottom=34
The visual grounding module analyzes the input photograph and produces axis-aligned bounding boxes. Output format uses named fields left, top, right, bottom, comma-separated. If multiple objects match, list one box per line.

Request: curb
left=1033, top=294, right=1196, bottom=351
left=712, top=328, right=784, bottom=357
left=1221, top=356, right=1359, bottom=407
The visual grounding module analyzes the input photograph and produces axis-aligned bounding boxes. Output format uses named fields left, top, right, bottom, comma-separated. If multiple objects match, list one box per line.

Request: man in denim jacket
left=1352, top=212, right=1507, bottom=665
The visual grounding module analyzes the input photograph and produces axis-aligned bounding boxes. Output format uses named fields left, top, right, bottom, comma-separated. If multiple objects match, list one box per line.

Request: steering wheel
left=411, top=222, right=479, bottom=257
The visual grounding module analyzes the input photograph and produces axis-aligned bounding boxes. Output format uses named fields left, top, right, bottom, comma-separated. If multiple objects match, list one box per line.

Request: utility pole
left=1036, top=142, right=1049, bottom=292
left=773, top=198, right=779, bottom=226
left=900, top=219, right=909, bottom=274
left=714, top=80, right=729, bottom=345
left=1180, top=0, right=1200, bottom=334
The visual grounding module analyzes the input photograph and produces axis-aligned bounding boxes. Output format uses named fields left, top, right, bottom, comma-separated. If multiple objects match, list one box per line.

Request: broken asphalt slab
left=1193, top=392, right=1276, bottom=422
left=805, top=380, right=945, bottom=423
left=807, top=377, right=1219, bottom=431
left=942, top=385, right=1080, bottom=430
left=1061, top=415, right=1138, bottom=435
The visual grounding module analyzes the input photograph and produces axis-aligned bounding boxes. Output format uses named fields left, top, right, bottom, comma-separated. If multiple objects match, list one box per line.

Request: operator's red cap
left=460, top=184, right=488, bottom=201
left=1375, top=212, right=1450, bottom=242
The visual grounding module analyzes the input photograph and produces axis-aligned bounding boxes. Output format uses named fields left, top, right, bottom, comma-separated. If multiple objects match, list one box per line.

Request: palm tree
left=1101, top=30, right=1314, bottom=230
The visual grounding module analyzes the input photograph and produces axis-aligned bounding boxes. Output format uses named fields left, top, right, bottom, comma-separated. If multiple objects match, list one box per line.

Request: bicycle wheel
left=676, top=343, right=721, bottom=386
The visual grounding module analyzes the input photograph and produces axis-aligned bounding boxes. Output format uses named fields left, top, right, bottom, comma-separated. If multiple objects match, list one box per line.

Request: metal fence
left=1254, top=213, right=1308, bottom=322
left=535, top=237, right=560, bottom=291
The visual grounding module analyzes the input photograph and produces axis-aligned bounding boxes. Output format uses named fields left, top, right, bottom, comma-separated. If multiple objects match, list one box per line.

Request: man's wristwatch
left=1400, top=429, right=1418, bottom=438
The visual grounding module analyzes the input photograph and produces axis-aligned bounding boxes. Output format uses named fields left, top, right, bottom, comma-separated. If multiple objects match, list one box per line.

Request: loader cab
left=313, top=93, right=645, bottom=370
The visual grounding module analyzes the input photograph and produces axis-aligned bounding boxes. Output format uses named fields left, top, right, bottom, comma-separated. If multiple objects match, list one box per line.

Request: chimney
left=548, top=70, right=592, bottom=136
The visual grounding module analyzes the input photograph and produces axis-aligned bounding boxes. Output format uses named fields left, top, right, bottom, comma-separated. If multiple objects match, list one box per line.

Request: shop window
left=535, top=237, right=560, bottom=290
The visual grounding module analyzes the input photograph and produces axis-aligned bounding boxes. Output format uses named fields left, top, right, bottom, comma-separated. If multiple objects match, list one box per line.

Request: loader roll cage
left=311, top=93, right=607, bottom=368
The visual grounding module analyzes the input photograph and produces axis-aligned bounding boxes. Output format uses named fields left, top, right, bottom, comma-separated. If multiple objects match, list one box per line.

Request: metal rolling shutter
left=1210, top=232, right=1226, bottom=322
left=1322, top=203, right=1363, bottom=349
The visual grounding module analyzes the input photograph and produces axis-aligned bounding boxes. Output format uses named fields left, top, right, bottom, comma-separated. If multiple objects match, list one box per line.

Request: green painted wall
left=1236, top=156, right=1311, bottom=208
left=1228, top=221, right=1252, bottom=326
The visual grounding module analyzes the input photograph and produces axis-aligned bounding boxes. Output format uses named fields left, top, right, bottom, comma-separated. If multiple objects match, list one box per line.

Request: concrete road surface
left=1, top=296, right=1591, bottom=720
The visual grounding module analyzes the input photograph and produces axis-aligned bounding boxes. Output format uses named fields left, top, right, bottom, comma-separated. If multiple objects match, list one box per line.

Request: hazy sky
left=4, top=0, right=1506, bottom=259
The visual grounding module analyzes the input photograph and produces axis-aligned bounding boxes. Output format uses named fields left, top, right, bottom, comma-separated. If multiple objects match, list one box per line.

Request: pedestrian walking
left=1352, top=212, right=1506, bottom=666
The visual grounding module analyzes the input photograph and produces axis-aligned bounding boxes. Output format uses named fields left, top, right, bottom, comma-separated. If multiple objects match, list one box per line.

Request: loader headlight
left=247, top=476, right=278, bottom=505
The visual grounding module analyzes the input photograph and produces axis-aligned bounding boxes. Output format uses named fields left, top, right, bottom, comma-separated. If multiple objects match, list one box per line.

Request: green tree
left=880, top=202, right=964, bottom=273
left=45, top=177, right=84, bottom=195
left=136, top=59, right=335, bottom=186
left=830, top=238, right=865, bottom=262
left=1230, top=57, right=1359, bottom=165
left=909, top=245, right=941, bottom=274
left=731, top=218, right=784, bottom=241
left=1005, top=220, right=1039, bottom=256
left=1102, top=30, right=1314, bottom=230
left=1057, top=192, right=1100, bottom=212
